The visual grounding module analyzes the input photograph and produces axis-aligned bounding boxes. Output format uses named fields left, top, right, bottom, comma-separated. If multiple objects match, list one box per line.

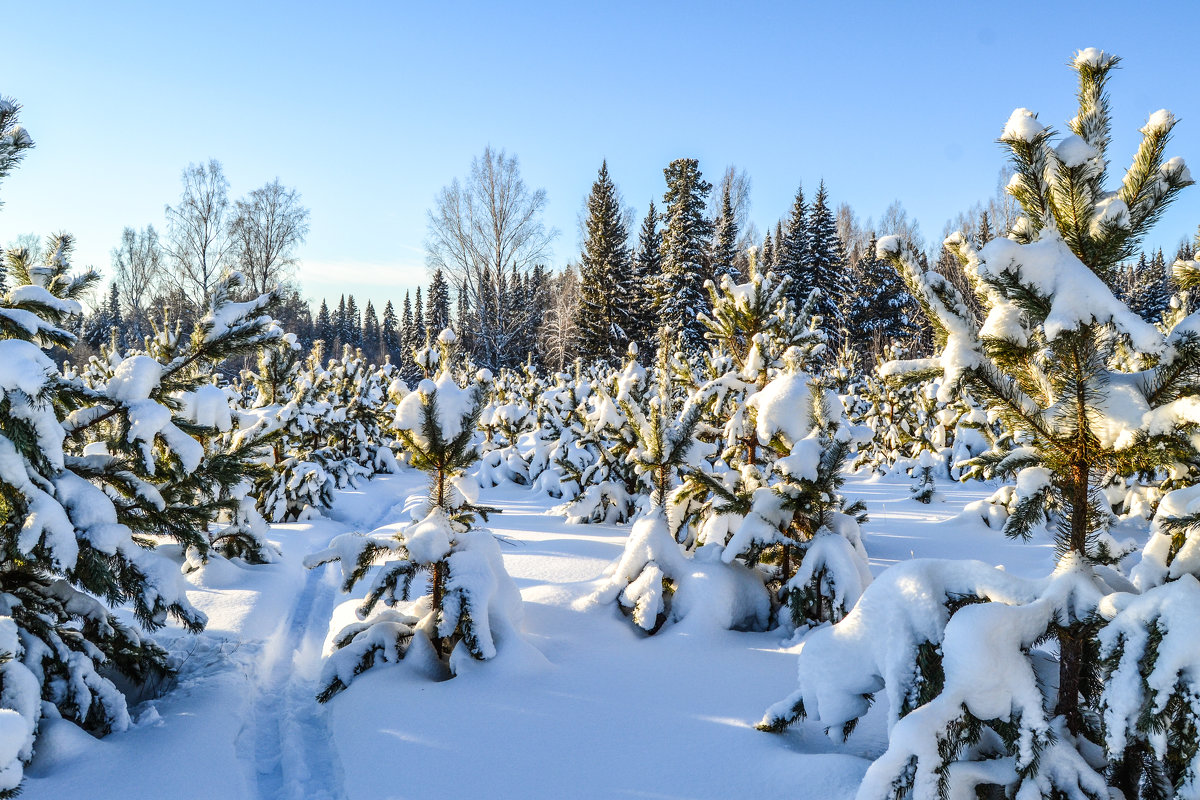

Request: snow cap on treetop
left=437, top=327, right=456, bottom=345
left=1055, top=135, right=1098, bottom=168
left=875, top=234, right=902, bottom=258
left=1143, top=109, right=1176, bottom=135
left=1001, top=108, right=1045, bottom=143
left=1073, top=47, right=1117, bottom=70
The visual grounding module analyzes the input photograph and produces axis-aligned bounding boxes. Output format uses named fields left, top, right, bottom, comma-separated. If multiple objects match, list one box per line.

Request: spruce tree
left=577, top=160, right=634, bottom=362
left=779, top=185, right=809, bottom=308
left=628, top=201, right=663, bottom=354
left=362, top=300, right=380, bottom=362
left=711, top=181, right=740, bottom=283
left=761, top=229, right=774, bottom=270
left=344, top=294, right=360, bottom=348
left=315, top=299, right=332, bottom=344
left=804, top=181, right=848, bottom=339
left=414, top=285, right=425, bottom=343
left=381, top=299, right=398, bottom=362
left=335, top=294, right=347, bottom=348
left=427, top=268, right=451, bottom=332
left=656, top=158, right=713, bottom=353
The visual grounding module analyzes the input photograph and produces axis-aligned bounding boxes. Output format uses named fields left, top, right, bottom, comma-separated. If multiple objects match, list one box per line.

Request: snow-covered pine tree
left=910, top=450, right=938, bottom=503
left=67, top=272, right=284, bottom=566
left=628, top=200, right=662, bottom=354
left=591, top=333, right=705, bottom=632
left=413, top=285, right=425, bottom=344
left=711, top=180, right=740, bottom=283
left=656, top=159, right=713, bottom=353
left=306, top=330, right=523, bottom=697
left=767, top=48, right=1200, bottom=799
left=844, top=232, right=918, bottom=361
left=578, top=160, right=634, bottom=362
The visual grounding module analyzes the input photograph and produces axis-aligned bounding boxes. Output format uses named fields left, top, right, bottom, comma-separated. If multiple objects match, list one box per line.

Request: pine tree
left=656, top=158, right=713, bottom=353
left=711, top=181, right=740, bottom=283
left=845, top=233, right=918, bottom=359
left=817, top=48, right=1200, bottom=797
left=577, top=160, right=634, bottom=362
left=427, top=268, right=451, bottom=332
left=306, top=339, right=523, bottom=696
left=628, top=201, right=663, bottom=354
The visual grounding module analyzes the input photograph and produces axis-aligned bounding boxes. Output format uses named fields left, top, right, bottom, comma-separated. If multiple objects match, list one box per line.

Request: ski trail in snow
left=250, top=562, right=347, bottom=800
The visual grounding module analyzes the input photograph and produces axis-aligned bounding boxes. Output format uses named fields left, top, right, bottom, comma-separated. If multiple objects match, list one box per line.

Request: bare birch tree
left=229, top=179, right=310, bottom=296
left=164, top=159, right=231, bottom=311
left=111, top=225, right=164, bottom=342
left=425, top=146, right=555, bottom=367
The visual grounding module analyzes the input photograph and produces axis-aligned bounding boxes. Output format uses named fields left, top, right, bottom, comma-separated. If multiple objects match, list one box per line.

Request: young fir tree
left=766, top=49, right=1200, bottom=799
left=845, top=233, right=918, bottom=360
left=305, top=331, right=524, bottom=697
left=426, top=268, right=451, bottom=332
left=711, top=181, right=740, bottom=283
left=656, top=159, right=713, bottom=353
left=578, top=160, right=634, bottom=362
left=628, top=200, right=663, bottom=354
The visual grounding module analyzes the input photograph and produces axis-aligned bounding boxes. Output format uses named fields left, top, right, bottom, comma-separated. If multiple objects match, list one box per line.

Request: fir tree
left=977, top=209, right=994, bottom=245
left=577, top=160, right=634, bottom=362
left=334, top=295, right=346, bottom=348
left=761, top=229, right=774, bottom=270
left=656, top=158, right=713, bottom=353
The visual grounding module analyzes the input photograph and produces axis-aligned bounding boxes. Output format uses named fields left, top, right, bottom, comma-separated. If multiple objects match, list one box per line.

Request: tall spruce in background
left=381, top=300, right=399, bottom=362
left=711, top=181, right=740, bottom=282
left=805, top=181, right=848, bottom=339
left=628, top=200, right=663, bottom=353
left=362, top=300, right=380, bottom=361
left=344, top=295, right=360, bottom=348
left=315, top=299, right=332, bottom=345
left=780, top=186, right=809, bottom=309
left=578, top=160, right=634, bottom=362
left=845, top=233, right=916, bottom=359
left=414, top=286, right=425, bottom=343
left=427, top=268, right=451, bottom=332
left=656, top=158, right=713, bottom=353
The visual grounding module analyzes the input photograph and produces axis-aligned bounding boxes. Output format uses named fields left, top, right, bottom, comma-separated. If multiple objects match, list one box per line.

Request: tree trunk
left=1055, top=462, right=1091, bottom=735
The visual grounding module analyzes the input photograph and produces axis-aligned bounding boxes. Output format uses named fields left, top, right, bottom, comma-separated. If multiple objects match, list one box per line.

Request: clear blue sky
left=3, top=1, right=1200, bottom=311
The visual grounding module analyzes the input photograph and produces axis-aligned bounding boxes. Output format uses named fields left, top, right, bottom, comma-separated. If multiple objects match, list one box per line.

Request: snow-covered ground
left=22, top=470, right=1074, bottom=800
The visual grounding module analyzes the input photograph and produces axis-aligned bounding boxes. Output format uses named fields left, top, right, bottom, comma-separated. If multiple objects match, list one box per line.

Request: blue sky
left=3, top=1, right=1200, bottom=310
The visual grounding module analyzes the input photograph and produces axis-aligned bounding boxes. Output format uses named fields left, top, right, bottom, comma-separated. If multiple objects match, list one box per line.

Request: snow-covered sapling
left=307, top=333, right=523, bottom=698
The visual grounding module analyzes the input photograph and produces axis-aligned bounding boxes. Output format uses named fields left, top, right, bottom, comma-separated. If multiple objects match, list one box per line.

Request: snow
left=1073, top=47, right=1114, bottom=69
left=1144, top=108, right=1176, bottom=134
left=1002, top=108, right=1045, bottom=142
left=13, top=468, right=1083, bottom=800
left=105, top=355, right=163, bottom=402
left=1055, top=134, right=1097, bottom=168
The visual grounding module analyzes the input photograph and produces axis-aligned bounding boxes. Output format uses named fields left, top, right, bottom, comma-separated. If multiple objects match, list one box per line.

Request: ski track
left=250, top=560, right=347, bottom=800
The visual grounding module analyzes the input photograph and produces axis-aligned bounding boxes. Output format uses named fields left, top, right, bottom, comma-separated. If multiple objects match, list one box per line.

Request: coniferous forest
left=8, top=39, right=1200, bottom=800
